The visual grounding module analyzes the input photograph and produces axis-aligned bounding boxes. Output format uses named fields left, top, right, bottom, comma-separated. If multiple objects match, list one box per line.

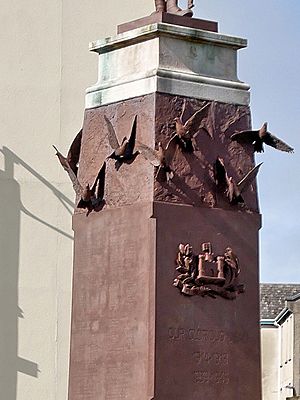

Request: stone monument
left=66, top=4, right=262, bottom=399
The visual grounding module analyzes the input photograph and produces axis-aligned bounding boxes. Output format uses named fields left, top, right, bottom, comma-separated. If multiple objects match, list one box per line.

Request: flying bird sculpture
left=76, top=162, right=106, bottom=213
left=230, top=122, right=294, bottom=153
left=174, top=101, right=211, bottom=152
left=214, top=157, right=263, bottom=205
left=136, top=137, right=177, bottom=182
left=52, top=129, right=82, bottom=175
left=53, top=145, right=106, bottom=214
left=105, top=115, right=138, bottom=170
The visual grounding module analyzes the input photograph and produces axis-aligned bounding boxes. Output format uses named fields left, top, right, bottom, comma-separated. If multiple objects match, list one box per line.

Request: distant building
left=260, top=284, right=300, bottom=400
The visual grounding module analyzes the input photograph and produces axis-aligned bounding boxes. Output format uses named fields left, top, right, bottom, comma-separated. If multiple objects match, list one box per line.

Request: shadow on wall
left=0, top=147, right=74, bottom=399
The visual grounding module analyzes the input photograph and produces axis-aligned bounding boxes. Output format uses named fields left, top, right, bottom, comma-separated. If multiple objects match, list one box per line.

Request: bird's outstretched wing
left=53, top=145, right=69, bottom=171
left=184, top=103, right=211, bottom=137
left=230, top=130, right=259, bottom=143
left=237, top=162, right=263, bottom=193
left=264, top=133, right=294, bottom=153
left=104, top=115, right=120, bottom=150
left=53, top=145, right=84, bottom=197
left=92, top=162, right=106, bottom=201
left=165, top=135, right=178, bottom=165
left=136, top=141, right=160, bottom=167
left=214, top=157, right=228, bottom=189
left=67, top=129, right=82, bottom=173
left=127, top=115, right=137, bottom=154
left=180, top=99, right=192, bottom=124
left=67, top=166, right=84, bottom=198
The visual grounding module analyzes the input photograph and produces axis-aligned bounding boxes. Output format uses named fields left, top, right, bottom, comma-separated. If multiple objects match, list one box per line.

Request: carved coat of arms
left=173, top=243, right=244, bottom=299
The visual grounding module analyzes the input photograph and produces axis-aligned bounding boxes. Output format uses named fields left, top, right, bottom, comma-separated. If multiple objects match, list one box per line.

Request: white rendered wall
left=279, top=315, right=294, bottom=400
left=261, top=326, right=280, bottom=400
left=0, top=1, right=152, bottom=399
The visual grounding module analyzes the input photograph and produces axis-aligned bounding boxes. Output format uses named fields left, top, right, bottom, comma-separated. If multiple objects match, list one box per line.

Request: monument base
left=68, top=13, right=261, bottom=400
left=68, top=202, right=261, bottom=400
left=117, top=12, right=218, bottom=34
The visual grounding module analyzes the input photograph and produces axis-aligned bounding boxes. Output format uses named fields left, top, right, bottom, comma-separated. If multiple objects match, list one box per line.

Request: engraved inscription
left=167, top=326, right=232, bottom=387
left=193, top=351, right=229, bottom=366
left=193, top=370, right=230, bottom=385
left=168, top=327, right=228, bottom=343
left=106, top=361, right=131, bottom=400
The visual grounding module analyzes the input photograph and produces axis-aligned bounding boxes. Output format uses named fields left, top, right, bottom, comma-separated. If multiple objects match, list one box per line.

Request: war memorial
left=53, top=1, right=294, bottom=399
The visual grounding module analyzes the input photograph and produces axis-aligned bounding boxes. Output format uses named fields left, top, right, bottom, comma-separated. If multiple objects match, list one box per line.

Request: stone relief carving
left=173, top=243, right=244, bottom=299
left=54, top=98, right=274, bottom=213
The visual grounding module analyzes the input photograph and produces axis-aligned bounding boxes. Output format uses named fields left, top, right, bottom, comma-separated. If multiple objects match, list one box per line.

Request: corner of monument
left=67, top=3, right=263, bottom=400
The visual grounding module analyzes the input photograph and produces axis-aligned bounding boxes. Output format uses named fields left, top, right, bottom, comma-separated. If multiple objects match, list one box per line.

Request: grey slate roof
left=260, top=284, right=300, bottom=319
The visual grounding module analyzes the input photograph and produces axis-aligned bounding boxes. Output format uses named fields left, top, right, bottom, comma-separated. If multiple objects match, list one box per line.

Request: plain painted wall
left=0, top=1, right=152, bottom=399
left=261, top=326, right=280, bottom=400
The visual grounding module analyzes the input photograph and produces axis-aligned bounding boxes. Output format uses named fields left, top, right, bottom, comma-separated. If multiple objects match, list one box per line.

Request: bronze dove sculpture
left=53, top=145, right=106, bottom=214
left=76, top=162, right=106, bottom=213
left=136, top=137, right=177, bottom=182
left=214, top=157, right=263, bottom=205
left=52, top=129, right=82, bottom=175
left=230, top=122, right=294, bottom=153
left=105, top=115, right=138, bottom=170
left=174, top=101, right=211, bottom=152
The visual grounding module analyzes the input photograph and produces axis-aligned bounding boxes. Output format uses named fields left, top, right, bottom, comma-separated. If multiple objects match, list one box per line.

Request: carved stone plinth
left=117, top=12, right=218, bottom=34
left=68, top=17, right=262, bottom=400
left=87, top=22, right=249, bottom=109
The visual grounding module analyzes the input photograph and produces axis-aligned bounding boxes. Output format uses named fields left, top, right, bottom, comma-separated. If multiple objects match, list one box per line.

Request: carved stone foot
left=154, top=0, right=166, bottom=12
left=166, top=0, right=193, bottom=17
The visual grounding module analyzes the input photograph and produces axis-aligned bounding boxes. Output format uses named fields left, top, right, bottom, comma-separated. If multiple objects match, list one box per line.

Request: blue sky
left=180, top=0, right=300, bottom=282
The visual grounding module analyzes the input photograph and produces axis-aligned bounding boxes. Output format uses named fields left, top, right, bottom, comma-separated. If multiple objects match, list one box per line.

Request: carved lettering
left=168, top=327, right=227, bottom=343
left=193, top=370, right=230, bottom=385
left=193, top=351, right=229, bottom=366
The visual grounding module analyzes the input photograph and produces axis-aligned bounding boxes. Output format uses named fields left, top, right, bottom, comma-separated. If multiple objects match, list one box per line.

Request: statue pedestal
left=68, top=17, right=262, bottom=400
left=117, top=12, right=218, bottom=34
left=86, top=21, right=249, bottom=109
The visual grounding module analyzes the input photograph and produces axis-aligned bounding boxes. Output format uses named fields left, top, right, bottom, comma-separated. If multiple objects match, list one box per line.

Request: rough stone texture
left=69, top=201, right=262, bottom=400
left=153, top=94, right=257, bottom=210
left=69, top=203, right=155, bottom=400
left=78, top=95, right=155, bottom=210
left=78, top=93, right=257, bottom=214
left=69, top=95, right=262, bottom=400
left=154, top=202, right=261, bottom=400
left=260, top=284, right=300, bottom=319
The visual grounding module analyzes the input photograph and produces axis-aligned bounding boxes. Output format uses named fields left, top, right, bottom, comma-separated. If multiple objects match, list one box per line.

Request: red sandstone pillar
left=68, top=15, right=262, bottom=400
